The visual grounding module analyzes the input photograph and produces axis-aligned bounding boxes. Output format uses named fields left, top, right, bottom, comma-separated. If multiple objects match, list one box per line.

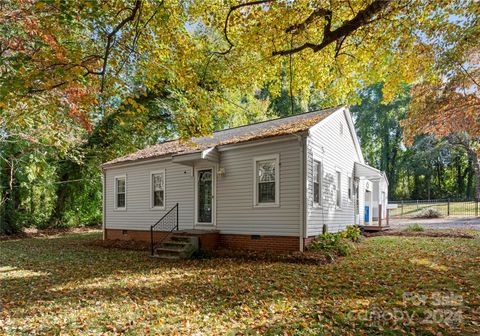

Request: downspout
left=102, top=168, right=106, bottom=240
left=298, top=134, right=307, bottom=252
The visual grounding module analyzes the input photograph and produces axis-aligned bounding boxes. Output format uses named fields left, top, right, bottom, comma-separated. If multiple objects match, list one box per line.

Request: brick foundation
left=104, top=229, right=304, bottom=252
left=218, top=234, right=300, bottom=252
left=105, top=229, right=220, bottom=250
left=303, top=236, right=316, bottom=247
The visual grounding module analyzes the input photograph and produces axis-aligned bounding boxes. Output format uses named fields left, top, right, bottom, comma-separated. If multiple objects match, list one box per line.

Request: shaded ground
left=0, top=227, right=101, bottom=241
left=390, top=217, right=480, bottom=231
left=1, top=232, right=479, bottom=335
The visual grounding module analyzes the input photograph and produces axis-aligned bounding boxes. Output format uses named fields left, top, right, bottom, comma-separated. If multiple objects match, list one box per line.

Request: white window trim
left=335, top=168, right=342, bottom=209
left=114, top=175, right=127, bottom=211
left=313, top=159, right=322, bottom=208
left=150, top=169, right=166, bottom=210
left=253, top=154, right=280, bottom=208
left=347, top=174, right=352, bottom=202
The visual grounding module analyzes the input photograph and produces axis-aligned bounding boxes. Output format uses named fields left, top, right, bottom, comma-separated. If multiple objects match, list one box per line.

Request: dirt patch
left=85, top=239, right=151, bottom=251
left=211, top=249, right=332, bottom=265
left=366, top=230, right=476, bottom=239
left=84, top=240, right=333, bottom=264
left=0, top=226, right=101, bottom=241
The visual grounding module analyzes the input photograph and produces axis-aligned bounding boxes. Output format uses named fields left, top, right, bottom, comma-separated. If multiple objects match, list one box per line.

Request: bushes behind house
left=308, top=225, right=361, bottom=257
left=414, top=207, right=442, bottom=219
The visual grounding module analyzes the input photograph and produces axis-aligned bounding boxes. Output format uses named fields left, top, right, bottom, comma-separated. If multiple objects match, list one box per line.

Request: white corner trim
left=113, top=174, right=127, bottom=211
left=150, top=169, right=166, bottom=210
left=253, top=153, right=280, bottom=208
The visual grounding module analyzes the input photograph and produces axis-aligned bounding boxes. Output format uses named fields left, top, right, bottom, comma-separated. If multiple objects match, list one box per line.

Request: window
left=313, top=160, right=322, bottom=204
left=336, top=171, right=341, bottom=207
left=348, top=176, right=352, bottom=201
left=254, top=154, right=279, bottom=206
left=151, top=170, right=165, bottom=208
left=115, top=176, right=126, bottom=210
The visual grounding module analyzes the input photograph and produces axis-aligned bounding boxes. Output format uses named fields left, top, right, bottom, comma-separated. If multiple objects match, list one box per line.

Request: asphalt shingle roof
left=102, top=106, right=341, bottom=167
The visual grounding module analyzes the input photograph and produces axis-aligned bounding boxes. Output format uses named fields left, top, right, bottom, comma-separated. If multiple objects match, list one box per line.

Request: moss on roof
left=102, top=106, right=341, bottom=167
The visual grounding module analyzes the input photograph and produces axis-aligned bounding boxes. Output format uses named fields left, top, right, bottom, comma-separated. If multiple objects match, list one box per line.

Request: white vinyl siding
left=150, top=170, right=165, bottom=209
left=306, top=108, right=364, bottom=235
left=105, top=137, right=302, bottom=236
left=217, top=138, right=301, bottom=236
left=105, top=161, right=194, bottom=231
left=114, top=175, right=126, bottom=210
left=253, top=154, right=279, bottom=207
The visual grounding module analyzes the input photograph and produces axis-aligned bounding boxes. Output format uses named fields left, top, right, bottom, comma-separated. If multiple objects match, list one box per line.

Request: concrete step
left=160, top=242, right=189, bottom=250
left=170, top=235, right=195, bottom=243
left=152, top=235, right=199, bottom=260
left=154, top=248, right=186, bottom=258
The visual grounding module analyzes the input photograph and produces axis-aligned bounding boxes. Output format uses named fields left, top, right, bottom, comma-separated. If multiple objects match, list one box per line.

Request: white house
left=101, top=106, right=388, bottom=252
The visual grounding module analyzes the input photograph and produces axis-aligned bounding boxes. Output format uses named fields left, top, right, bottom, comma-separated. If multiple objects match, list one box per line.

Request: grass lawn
left=1, top=233, right=479, bottom=335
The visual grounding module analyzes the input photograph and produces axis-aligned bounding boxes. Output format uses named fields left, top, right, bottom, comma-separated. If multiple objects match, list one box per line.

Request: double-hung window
left=348, top=176, right=352, bottom=201
left=115, top=176, right=126, bottom=210
left=254, top=154, right=279, bottom=206
left=151, top=170, right=165, bottom=209
left=336, top=171, right=342, bottom=208
left=313, top=160, right=322, bottom=205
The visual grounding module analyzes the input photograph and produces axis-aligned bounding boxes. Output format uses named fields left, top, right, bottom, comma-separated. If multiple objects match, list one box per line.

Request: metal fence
left=390, top=199, right=480, bottom=218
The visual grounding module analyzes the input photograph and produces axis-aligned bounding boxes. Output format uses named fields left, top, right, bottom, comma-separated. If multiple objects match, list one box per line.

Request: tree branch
left=214, top=0, right=273, bottom=55
left=273, top=0, right=392, bottom=56
left=285, top=7, right=331, bottom=34
left=100, top=0, right=143, bottom=92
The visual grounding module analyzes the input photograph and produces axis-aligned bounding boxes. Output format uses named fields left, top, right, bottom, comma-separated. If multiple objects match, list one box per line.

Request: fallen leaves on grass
left=85, top=238, right=151, bottom=251
left=366, top=229, right=477, bottom=239
left=1, top=233, right=479, bottom=335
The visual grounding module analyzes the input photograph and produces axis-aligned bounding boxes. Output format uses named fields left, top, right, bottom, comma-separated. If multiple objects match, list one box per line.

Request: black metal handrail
left=150, top=203, right=179, bottom=256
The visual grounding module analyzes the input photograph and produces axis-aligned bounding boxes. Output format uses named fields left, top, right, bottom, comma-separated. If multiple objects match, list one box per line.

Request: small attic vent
left=340, top=123, right=344, bottom=135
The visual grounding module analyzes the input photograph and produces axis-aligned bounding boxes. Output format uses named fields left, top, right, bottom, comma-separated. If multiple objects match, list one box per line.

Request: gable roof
left=102, top=106, right=342, bottom=167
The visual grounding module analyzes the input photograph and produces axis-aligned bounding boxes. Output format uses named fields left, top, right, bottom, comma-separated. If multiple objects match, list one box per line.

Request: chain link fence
left=390, top=199, right=480, bottom=218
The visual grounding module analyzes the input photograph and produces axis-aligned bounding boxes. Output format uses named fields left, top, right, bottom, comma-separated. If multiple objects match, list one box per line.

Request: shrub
left=343, top=225, right=361, bottom=242
left=308, top=228, right=359, bottom=257
left=414, top=207, right=442, bottom=219
left=405, top=223, right=425, bottom=232
left=308, top=232, right=342, bottom=252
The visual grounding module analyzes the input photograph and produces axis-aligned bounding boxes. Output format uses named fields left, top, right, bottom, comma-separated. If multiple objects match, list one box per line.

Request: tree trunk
left=0, top=154, right=20, bottom=234
left=466, top=158, right=474, bottom=198
left=51, top=160, right=79, bottom=224
left=447, top=134, right=480, bottom=200
left=461, top=140, right=480, bottom=200
left=473, top=159, right=480, bottom=201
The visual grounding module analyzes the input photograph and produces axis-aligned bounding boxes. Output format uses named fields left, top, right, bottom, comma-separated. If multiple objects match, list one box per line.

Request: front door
left=196, top=168, right=215, bottom=226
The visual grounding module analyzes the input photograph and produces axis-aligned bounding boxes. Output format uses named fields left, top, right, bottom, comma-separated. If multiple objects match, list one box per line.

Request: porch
left=355, top=162, right=390, bottom=232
